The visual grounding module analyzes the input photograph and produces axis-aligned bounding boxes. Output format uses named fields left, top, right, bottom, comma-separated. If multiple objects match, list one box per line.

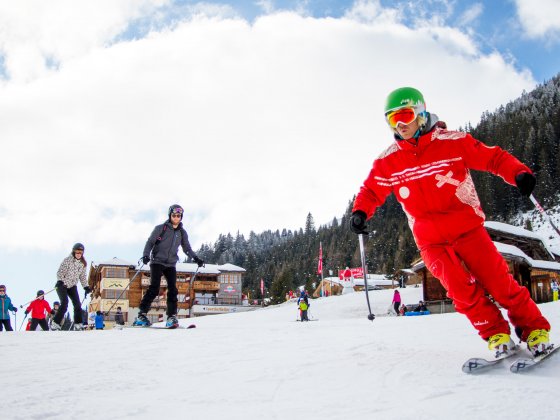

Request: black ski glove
left=12, top=307, right=17, bottom=313
left=24, top=310, right=29, bottom=315
left=84, top=286, right=91, bottom=297
left=350, top=210, right=368, bottom=234
left=515, top=172, right=536, bottom=197
left=194, top=256, right=204, bottom=267
left=141, top=256, right=150, bottom=265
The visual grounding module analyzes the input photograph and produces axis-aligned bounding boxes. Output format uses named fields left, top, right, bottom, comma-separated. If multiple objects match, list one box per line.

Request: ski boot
left=133, top=313, right=151, bottom=327
left=50, top=321, right=62, bottom=331
left=527, top=329, right=550, bottom=356
left=166, top=315, right=179, bottom=329
left=487, top=333, right=516, bottom=358
left=73, top=323, right=84, bottom=331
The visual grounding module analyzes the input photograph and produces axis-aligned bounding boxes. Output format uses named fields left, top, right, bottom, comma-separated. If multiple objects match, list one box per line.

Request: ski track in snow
left=2, top=287, right=559, bottom=420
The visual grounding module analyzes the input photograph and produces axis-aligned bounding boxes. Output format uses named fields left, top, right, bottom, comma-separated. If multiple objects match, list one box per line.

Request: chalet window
left=102, top=289, right=129, bottom=299
left=104, top=267, right=128, bottom=278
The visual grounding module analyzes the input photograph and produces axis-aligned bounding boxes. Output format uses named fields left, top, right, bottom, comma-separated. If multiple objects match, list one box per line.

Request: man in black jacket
left=134, top=204, right=204, bottom=328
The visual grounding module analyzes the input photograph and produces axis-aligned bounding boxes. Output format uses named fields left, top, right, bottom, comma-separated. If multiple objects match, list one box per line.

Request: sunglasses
left=171, top=213, right=182, bottom=218
left=386, top=107, right=417, bottom=128
left=0, top=290, right=5, bottom=293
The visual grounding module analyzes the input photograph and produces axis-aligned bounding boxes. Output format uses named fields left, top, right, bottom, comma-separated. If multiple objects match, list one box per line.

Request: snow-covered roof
left=92, top=257, right=135, bottom=268
left=484, top=221, right=545, bottom=241
left=217, top=263, right=246, bottom=272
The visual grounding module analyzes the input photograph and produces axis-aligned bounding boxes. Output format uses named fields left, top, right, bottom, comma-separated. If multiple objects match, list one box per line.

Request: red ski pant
left=420, top=225, right=550, bottom=341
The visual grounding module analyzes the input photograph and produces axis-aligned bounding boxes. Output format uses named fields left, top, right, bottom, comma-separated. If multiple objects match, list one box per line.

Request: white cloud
left=458, top=3, right=483, bottom=27
left=515, top=0, right=560, bottom=40
left=0, top=1, right=536, bottom=254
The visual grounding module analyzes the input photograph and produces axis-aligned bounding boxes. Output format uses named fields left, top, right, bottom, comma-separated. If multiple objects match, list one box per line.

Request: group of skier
left=1, top=204, right=204, bottom=331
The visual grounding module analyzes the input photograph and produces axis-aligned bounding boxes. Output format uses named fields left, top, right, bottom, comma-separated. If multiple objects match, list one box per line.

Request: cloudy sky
left=1, top=0, right=560, bottom=305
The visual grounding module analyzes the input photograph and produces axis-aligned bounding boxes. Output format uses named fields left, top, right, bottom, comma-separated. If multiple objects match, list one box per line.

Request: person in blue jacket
left=94, top=311, right=105, bottom=330
left=0, top=285, right=18, bottom=331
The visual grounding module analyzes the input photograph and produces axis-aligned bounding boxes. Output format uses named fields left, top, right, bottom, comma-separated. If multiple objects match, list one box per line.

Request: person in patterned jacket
left=350, top=87, right=551, bottom=357
left=51, top=243, right=91, bottom=331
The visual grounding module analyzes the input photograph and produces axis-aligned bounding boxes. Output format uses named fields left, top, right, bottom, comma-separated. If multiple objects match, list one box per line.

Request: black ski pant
left=300, top=310, right=309, bottom=321
left=139, top=264, right=178, bottom=317
left=53, top=285, right=83, bottom=325
left=393, top=302, right=400, bottom=315
left=30, top=318, right=49, bottom=331
left=0, top=319, right=13, bottom=331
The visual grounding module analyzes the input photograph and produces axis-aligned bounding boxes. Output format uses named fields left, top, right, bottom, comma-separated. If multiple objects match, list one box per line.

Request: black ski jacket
left=143, top=221, right=198, bottom=267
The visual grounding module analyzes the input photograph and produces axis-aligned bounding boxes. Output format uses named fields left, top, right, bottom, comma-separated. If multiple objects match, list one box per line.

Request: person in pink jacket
left=392, top=290, right=401, bottom=316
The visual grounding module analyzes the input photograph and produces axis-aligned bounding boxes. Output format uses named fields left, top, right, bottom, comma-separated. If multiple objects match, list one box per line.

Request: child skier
left=51, top=243, right=91, bottom=331
left=350, top=87, right=551, bottom=357
left=25, top=290, right=54, bottom=331
left=298, top=299, right=309, bottom=322
left=134, top=204, right=204, bottom=328
left=0, top=285, right=17, bottom=331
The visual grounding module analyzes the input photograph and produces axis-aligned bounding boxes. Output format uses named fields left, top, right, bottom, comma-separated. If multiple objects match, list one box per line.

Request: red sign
left=317, top=243, right=323, bottom=275
left=338, top=267, right=363, bottom=279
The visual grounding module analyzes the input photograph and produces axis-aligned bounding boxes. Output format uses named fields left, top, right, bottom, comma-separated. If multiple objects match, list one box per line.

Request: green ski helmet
left=384, top=87, right=426, bottom=115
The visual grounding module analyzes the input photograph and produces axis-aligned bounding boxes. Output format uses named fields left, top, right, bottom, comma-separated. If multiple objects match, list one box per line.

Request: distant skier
left=93, top=311, right=105, bottom=330
left=298, top=299, right=309, bottom=322
left=25, top=290, right=54, bottom=331
left=51, top=243, right=91, bottom=331
left=134, top=204, right=204, bottom=328
left=0, top=285, right=17, bottom=331
left=392, top=290, right=401, bottom=316
left=350, top=87, right=551, bottom=357
left=48, top=301, right=60, bottom=330
left=114, top=306, right=125, bottom=328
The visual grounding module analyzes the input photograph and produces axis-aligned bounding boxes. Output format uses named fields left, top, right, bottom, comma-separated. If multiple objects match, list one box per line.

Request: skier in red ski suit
left=350, top=87, right=551, bottom=356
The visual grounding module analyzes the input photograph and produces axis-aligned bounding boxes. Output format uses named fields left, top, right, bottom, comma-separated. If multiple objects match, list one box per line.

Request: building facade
left=87, top=258, right=248, bottom=327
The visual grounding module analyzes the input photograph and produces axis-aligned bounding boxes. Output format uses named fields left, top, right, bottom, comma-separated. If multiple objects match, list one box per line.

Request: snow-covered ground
left=3, top=287, right=559, bottom=420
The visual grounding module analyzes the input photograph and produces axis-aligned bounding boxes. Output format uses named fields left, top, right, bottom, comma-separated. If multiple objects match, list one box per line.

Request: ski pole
left=19, top=312, right=28, bottom=331
left=104, top=261, right=145, bottom=316
left=19, top=288, right=56, bottom=308
left=358, top=233, right=375, bottom=321
left=529, top=194, right=560, bottom=238
left=14, top=311, right=16, bottom=332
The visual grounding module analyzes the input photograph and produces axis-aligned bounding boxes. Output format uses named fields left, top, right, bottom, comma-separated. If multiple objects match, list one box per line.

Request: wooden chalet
left=410, top=221, right=560, bottom=313
left=87, top=258, right=246, bottom=327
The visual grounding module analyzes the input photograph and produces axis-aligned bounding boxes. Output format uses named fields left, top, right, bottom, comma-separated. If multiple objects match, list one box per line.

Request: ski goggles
left=171, top=207, right=184, bottom=215
left=385, top=107, right=418, bottom=128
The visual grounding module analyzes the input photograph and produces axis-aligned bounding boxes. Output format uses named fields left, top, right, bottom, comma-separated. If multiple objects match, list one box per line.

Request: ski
left=150, top=324, right=196, bottom=330
left=126, top=324, right=196, bottom=330
left=462, top=346, right=520, bottom=374
left=510, top=345, right=558, bottom=373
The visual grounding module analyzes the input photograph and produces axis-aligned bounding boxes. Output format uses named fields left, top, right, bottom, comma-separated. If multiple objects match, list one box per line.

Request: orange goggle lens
left=386, top=108, right=417, bottom=128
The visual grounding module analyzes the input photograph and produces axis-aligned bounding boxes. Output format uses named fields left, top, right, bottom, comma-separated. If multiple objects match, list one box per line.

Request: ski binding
left=462, top=346, right=519, bottom=374
left=510, top=344, right=558, bottom=373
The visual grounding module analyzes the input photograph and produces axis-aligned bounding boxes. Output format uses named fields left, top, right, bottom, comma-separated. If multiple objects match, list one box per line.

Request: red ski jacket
left=26, top=299, right=52, bottom=320
left=353, top=124, right=530, bottom=249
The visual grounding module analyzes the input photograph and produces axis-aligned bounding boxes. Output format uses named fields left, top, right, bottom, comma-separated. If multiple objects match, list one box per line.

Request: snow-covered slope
left=3, top=288, right=559, bottom=420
